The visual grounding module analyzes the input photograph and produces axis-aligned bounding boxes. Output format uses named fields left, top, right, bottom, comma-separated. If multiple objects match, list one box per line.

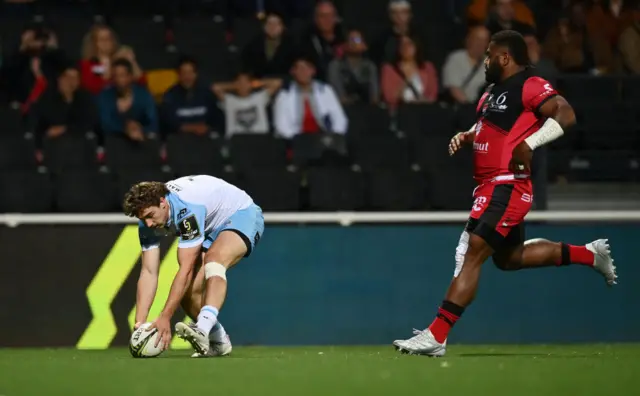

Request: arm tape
left=524, top=118, right=564, bottom=150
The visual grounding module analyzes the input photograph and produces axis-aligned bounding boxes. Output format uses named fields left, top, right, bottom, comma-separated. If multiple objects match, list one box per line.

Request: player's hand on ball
left=149, top=316, right=171, bottom=350
left=509, top=141, right=533, bottom=173
left=134, top=322, right=142, bottom=330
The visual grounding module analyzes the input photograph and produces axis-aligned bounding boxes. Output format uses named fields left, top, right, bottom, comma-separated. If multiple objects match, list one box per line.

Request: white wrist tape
left=204, top=262, right=227, bottom=281
left=524, top=118, right=564, bottom=150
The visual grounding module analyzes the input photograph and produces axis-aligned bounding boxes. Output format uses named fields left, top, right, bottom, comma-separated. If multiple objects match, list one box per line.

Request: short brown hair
left=123, top=182, right=169, bottom=217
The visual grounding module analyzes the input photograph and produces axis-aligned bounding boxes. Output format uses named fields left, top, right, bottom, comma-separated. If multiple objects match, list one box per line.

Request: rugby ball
left=129, top=323, right=165, bottom=358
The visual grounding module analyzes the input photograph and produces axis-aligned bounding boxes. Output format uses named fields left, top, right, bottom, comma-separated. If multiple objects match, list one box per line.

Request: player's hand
left=449, top=132, right=472, bottom=156
left=133, top=321, right=142, bottom=330
left=509, top=141, right=533, bottom=174
left=149, top=316, right=171, bottom=350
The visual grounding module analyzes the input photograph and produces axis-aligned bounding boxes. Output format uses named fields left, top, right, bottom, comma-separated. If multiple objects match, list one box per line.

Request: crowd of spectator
left=0, top=0, right=638, bottom=165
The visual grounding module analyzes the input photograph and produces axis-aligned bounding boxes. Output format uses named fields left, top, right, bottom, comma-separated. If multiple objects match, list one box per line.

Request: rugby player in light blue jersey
left=123, top=175, right=264, bottom=357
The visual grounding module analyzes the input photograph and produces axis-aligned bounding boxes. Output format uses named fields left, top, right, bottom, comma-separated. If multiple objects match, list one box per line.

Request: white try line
left=1, top=211, right=640, bottom=227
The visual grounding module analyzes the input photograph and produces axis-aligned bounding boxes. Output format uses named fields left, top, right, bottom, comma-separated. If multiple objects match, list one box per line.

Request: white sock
left=209, top=321, right=228, bottom=343
left=196, top=305, right=218, bottom=336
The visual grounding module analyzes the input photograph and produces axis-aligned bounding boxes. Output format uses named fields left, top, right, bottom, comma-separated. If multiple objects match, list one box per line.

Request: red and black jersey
left=472, top=70, right=558, bottom=184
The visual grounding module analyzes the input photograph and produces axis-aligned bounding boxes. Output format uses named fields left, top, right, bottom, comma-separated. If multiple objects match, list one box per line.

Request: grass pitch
left=1, top=344, right=639, bottom=396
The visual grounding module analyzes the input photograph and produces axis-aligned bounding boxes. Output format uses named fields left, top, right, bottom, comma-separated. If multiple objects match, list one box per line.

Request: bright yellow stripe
left=127, top=239, right=192, bottom=349
left=77, top=226, right=140, bottom=349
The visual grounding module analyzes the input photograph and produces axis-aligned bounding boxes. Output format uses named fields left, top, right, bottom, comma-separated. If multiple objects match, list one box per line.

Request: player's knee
left=204, top=262, right=227, bottom=281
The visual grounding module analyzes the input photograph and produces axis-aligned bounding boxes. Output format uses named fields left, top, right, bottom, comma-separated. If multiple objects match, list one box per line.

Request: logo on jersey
left=473, top=142, right=489, bottom=152
left=177, top=208, right=188, bottom=219
left=178, top=215, right=201, bottom=241
left=484, top=92, right=509, bottom=113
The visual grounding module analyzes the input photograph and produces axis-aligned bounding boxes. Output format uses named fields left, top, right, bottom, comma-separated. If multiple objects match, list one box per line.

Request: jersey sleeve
left=176, top=203, right=206, bottom=249
left=522, top=76, right=558, bottom=114
left=138, top=220, right=160, bottom=251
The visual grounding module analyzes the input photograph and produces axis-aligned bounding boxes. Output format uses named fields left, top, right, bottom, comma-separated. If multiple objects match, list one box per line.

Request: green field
left=1, top=345, right=639, bottom=395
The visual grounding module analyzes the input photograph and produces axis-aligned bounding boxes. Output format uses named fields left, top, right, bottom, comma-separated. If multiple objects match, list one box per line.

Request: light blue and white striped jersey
left=138, top=175, right=253, bottom=251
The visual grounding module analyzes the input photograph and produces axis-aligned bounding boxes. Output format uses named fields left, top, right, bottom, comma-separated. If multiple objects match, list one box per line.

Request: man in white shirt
left=273, top=57, right=348, bottom=139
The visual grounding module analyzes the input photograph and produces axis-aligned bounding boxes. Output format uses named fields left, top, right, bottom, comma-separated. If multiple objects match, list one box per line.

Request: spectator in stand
left=79, top=24, right=146, bottom=95
left=1, top=24, right=67, bottom=114
left=442, top=25, right=490, bottom=105
left=523, top=28, right=559, bottom=85
left=161, top=57, right=221, bottom=136
left=273, top=57, right=347, bottom=139
left=587, top=0, right=636, bottom=46
left=327, top=29, right=379, bottom=105
left=97, top=59, right=157, bottom=142
left=241, top=13, right=296, bottom=78
left=212, top=73, right=281, bottom=137
left=468, top=0, right=535, bottom=27
left=543, top=2, right=613, bottom=74
left=298, top=0, right=345, bottom=81
left=618, top=3, right=640, bottom=74
left=370, top=0, right=423, bottom=66
left=485, top=0, right=535, bottom=36
left=33, top=64, right=96, bottom=141
left=381, top=35, right=438, bottom=111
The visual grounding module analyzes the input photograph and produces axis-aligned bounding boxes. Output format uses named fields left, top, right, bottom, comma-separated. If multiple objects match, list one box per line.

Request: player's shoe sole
left=587, top=239, right=618, bottom=286
left=175, top=322, right=210, bottom=355
left=190, top=337, right=233, bottom=358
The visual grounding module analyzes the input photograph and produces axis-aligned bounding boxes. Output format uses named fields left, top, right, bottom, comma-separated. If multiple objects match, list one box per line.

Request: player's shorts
left=202, top=204, right=264, bottom=257
left=453, top=181, right=532, bottom=277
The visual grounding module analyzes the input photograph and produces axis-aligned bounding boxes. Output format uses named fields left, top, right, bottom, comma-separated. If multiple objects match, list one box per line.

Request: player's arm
left=135, top=222, right=161, bottom=328
left=524, top=95, right=576, bottom=150
left=449, top=123, right=477, bottom=156
left=158, top=206, right=206, bottom=321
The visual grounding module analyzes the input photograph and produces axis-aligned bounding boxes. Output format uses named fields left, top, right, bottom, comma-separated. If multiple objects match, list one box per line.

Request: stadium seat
left=104, top=135, right=163, bottom=171
left=566, top=151, right=638, bottom=183
left=425, top=153, right=475, bottom=210
left=0, top=106, right=24, bottom=136
left=454, top=104, right=477, bottom=131
left=344, top=104, right=391, bottom=137
left=229, top=135, right=288, bottom=173
left=558, top=76, right=620, bottom=106
left=411, top=135, right=452, bottom=168
left=307, top=168, right=366, bottom=211
left=351, top=135, right=412, bottom=171
left=146, top=69, right=178, bottom=102
left=397, top=104, right=454, bottom=138
left=292, top=134, right=349, bottom=168
left=42, top=135, right=99, bottom=174
left=367, top=169, right=428, bottom=210
left=165, top=134, right=224, bottom=176
left=55, top=170, right=116, bottom=212
left=243, top=169, right=301, bottom=211
left=0, top=171, right=54, bottom=213
left=580, top=105, right=637, bottom=150
left=621, top=77, right=640, bottom=105
left=0, top=136, right=37, bottom=171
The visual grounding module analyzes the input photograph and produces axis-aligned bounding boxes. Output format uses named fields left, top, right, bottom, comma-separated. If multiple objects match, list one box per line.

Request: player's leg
left=492, top=231, right=617, bottom=285
left=176, top=205, right=264, bottom=356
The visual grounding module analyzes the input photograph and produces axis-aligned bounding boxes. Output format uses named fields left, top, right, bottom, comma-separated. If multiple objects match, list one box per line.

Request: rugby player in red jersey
left=393, top=30, right=618, bottom=356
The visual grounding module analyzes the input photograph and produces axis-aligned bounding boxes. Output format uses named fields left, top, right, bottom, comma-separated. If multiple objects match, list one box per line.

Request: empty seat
left=229, top=135, right=288, bottom=172
left=621, top=77, right=640, bottom=105
left=0, top=171, right=53, bottom=213
left=0, top=106, right=24, bottom=136
left=243, top=169, right=301, bottom=211
left=351, top=136, right=412, bottom=171
left=367, top=170, right=427, bottom=210
left=104, top=135, right=163, bottom=171
left=55, top=170, right=116, bottom=212
left=425, top=151, right=475, bottom=210
left=292, top=134, right=349, bottom=168
left=397, top=104, right=454, bottom=138
left=42, top=135, right=99, bottom=173
left=558, top=76, right=620, bottom=106
left=567, top=151, right=638, bottom=183
left=166, top=134, right=224, bottom=175
left=308, top=168, right=366, bottom=210
left=0, top=137, right=37, bottom=171
left=580, top=105, right=637, bottom=149
left=345, top=104, right=391, bottom=137
left=411, top=135, right=452, bottom=168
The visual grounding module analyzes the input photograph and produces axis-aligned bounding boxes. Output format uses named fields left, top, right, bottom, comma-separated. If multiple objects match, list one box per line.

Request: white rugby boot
left=586, top=239, right=618, bottom=286
left=175, top=322, right=210, bottom=355
left=191, top=334, right=233, bottom=358
left=393, top=329, right=447, bottom=357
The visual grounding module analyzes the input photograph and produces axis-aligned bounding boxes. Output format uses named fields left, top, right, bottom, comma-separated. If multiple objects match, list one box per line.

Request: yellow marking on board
left=127, top=239, right=192, bottom=349
left=77, top=225, right=140, bottom=349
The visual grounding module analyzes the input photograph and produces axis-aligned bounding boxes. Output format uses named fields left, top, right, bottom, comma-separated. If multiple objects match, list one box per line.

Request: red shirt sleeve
left=522, top=76, right=558, bottom=114
left=79, top=59, right=107, bottom=94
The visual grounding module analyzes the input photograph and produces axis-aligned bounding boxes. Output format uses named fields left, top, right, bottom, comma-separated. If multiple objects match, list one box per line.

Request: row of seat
left=0, top=168, right=477, bottom=213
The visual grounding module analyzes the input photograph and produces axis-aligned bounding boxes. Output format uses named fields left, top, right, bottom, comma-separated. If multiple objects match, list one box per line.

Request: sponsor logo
left=473, top=142, right=489, bottom=152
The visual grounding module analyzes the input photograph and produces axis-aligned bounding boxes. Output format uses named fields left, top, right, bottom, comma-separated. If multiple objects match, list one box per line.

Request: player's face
left=484, top=43, right=506, bottom=84
left=139, top=199, right=170, bottom=228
